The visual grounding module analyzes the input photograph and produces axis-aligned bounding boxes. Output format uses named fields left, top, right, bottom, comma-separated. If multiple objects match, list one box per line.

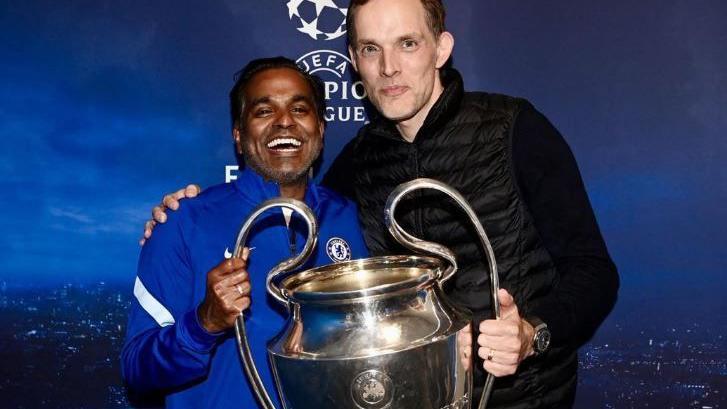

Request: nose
left=274, top=109, right=295, bottom=129
left=379, top=48, right=400, bottom=78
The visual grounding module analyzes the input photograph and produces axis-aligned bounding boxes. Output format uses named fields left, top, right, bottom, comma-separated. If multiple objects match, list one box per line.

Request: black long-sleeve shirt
left=509, top=105, right=618, bottom=346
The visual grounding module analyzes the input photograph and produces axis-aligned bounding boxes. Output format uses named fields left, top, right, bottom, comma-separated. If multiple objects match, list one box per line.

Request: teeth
left=267, top=138, right=302, bottom=148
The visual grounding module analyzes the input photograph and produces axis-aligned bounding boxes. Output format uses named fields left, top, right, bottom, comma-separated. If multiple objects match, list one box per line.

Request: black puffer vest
left=340, top=69, right=577, bottom=408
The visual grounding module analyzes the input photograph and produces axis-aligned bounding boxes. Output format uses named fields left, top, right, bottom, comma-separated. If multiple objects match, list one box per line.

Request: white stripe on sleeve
left=133, top=276, right=176, bottom=327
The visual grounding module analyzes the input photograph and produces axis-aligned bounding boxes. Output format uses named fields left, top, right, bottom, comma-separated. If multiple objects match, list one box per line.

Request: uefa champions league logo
left=286, top=0, right=348, bottom=41
left=286, top=1, right=365, bottom=123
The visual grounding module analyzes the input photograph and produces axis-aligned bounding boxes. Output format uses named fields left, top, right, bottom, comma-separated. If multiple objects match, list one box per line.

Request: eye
left=291, top=105, right=310, bottom=114
left=401, top=39, right=418, bottom=50
left=254, top=107, right=272, bottom=117
left=360, top=44, right=379, bottom=57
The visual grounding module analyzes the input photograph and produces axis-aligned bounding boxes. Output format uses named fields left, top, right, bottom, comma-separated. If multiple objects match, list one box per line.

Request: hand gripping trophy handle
left=384, top=178, right=501, bottom=409
left=231, top=198, right=318, bottom=409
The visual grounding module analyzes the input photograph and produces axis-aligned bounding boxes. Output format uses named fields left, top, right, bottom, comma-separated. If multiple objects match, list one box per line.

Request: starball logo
left=296, top=49, right=367, bottom=123
left=286, top=0, right=348, bottom=41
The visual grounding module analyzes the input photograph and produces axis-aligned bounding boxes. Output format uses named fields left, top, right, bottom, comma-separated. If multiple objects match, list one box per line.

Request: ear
left=318, top=121, right=325, bottom=141
left=233, top=128, right=243, bottom=155
left=435, top=31, right=454, bottom=69
left=348, top=45, right=359, bottom=72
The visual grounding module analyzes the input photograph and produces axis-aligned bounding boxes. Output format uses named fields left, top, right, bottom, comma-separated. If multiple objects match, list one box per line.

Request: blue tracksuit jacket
left=121, top=168, right=368, bottom=408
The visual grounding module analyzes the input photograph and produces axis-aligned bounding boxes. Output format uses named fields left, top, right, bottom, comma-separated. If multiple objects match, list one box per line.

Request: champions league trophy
left=232, top=179, right=501, bottom=409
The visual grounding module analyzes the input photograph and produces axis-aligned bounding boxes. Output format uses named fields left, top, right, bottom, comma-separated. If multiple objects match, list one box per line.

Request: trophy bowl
left=270, top=255, right=472, bottom=409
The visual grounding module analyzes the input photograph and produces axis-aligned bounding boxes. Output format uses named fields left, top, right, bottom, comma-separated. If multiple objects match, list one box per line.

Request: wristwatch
left=526, top=317, right=551, bottom=355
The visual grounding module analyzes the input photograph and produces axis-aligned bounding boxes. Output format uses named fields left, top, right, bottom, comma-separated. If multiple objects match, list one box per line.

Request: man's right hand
left=140, top=184, right=201, bottom=245
left=197, top=248, right=251, bottom=333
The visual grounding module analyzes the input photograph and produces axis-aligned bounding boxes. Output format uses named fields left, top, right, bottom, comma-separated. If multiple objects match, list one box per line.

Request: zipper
left=288, top=224, right=297, bottom=256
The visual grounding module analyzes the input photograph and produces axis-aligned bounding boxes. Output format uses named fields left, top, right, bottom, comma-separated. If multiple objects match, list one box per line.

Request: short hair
left=229, top=56, right=326, bottom=130
left=346, top=0, right=446, bottom=45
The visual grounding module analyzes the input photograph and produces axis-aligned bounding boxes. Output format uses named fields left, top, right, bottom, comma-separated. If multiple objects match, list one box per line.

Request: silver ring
left=235, top=284, right=244, bottom=296
left=486, top=349, right=494, bottom=361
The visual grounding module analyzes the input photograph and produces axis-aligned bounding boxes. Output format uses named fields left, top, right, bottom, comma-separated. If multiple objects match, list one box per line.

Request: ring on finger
left=486, top=348, right=495, bottom=361
left=235, top=284, right=244, bottom=295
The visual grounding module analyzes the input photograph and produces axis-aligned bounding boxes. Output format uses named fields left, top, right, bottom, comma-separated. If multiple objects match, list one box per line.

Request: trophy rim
left=280, top=255, right=445, bottom=303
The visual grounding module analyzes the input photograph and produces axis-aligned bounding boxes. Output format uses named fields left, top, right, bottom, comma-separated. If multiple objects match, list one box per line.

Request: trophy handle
left=232, top=197, right=319, bottom=409
left=384, top=178, right=501, bottom=409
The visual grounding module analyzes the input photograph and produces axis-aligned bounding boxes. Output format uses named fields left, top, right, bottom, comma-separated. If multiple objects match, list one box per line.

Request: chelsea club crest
left=326, top=237, right=351, bottom=262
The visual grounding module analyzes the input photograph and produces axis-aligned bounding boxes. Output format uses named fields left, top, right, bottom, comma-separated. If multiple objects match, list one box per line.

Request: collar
left=367, top=67, right=465, bottom=143
left=232, top=166, right=321, bottom=212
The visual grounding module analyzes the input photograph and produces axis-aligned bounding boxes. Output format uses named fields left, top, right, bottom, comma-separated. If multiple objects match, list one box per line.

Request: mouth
left=381, top=85, right=408, bottom=97
left=266, top=137, right=302, bottom=152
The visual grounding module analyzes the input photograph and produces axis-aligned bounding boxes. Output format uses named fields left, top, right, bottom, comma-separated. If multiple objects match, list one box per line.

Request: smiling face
left=348, top=0, right=453, bottom=136
left=234, top=67, right=324, bottom=185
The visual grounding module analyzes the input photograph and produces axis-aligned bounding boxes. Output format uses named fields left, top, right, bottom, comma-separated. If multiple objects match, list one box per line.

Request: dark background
left=0, top=0, right=724, bottom=407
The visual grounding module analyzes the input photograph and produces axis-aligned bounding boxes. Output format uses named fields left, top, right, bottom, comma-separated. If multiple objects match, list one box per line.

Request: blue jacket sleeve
left=121, top=207, right=221, bottom=392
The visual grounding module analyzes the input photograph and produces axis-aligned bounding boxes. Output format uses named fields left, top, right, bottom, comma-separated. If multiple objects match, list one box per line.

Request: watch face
left=536, top=329, right=551, bottom=353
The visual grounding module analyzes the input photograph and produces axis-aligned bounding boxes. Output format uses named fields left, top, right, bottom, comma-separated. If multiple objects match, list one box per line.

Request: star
left=297, top=16, right=322, bottom=40
left=308, top=0, right=339, bottom=16
left=286, top=0, right=304, bottom=19
left=325, top=24, right=346, bottom=41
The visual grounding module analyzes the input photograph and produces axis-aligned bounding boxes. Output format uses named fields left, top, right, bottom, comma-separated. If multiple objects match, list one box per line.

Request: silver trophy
left=232, top=178, right=501, bottom=409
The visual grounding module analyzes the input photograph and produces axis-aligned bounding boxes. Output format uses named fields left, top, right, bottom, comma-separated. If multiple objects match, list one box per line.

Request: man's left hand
left=139, top=184, right=201, bottom=246
left=477, top=288, right=535, bottom=377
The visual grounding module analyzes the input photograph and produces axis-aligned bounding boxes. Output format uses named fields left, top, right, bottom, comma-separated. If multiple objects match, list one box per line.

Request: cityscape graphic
left=0, top=281, right=724, bottom=408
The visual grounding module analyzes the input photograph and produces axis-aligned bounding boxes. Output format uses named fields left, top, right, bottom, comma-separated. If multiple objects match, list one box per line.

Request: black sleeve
left=321, top=136, right=358, bottom=199
left=511, top=104, right=619, bottom=348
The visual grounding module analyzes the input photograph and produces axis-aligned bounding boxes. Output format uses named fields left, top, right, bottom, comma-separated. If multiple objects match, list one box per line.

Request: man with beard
left=145, top=1, right=619, bottom=407
left=122, top=57, right=367, bottom=409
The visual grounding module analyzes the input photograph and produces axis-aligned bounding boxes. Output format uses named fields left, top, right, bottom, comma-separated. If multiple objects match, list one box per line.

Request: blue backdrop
left=1, top=0, right=725, bottom=407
